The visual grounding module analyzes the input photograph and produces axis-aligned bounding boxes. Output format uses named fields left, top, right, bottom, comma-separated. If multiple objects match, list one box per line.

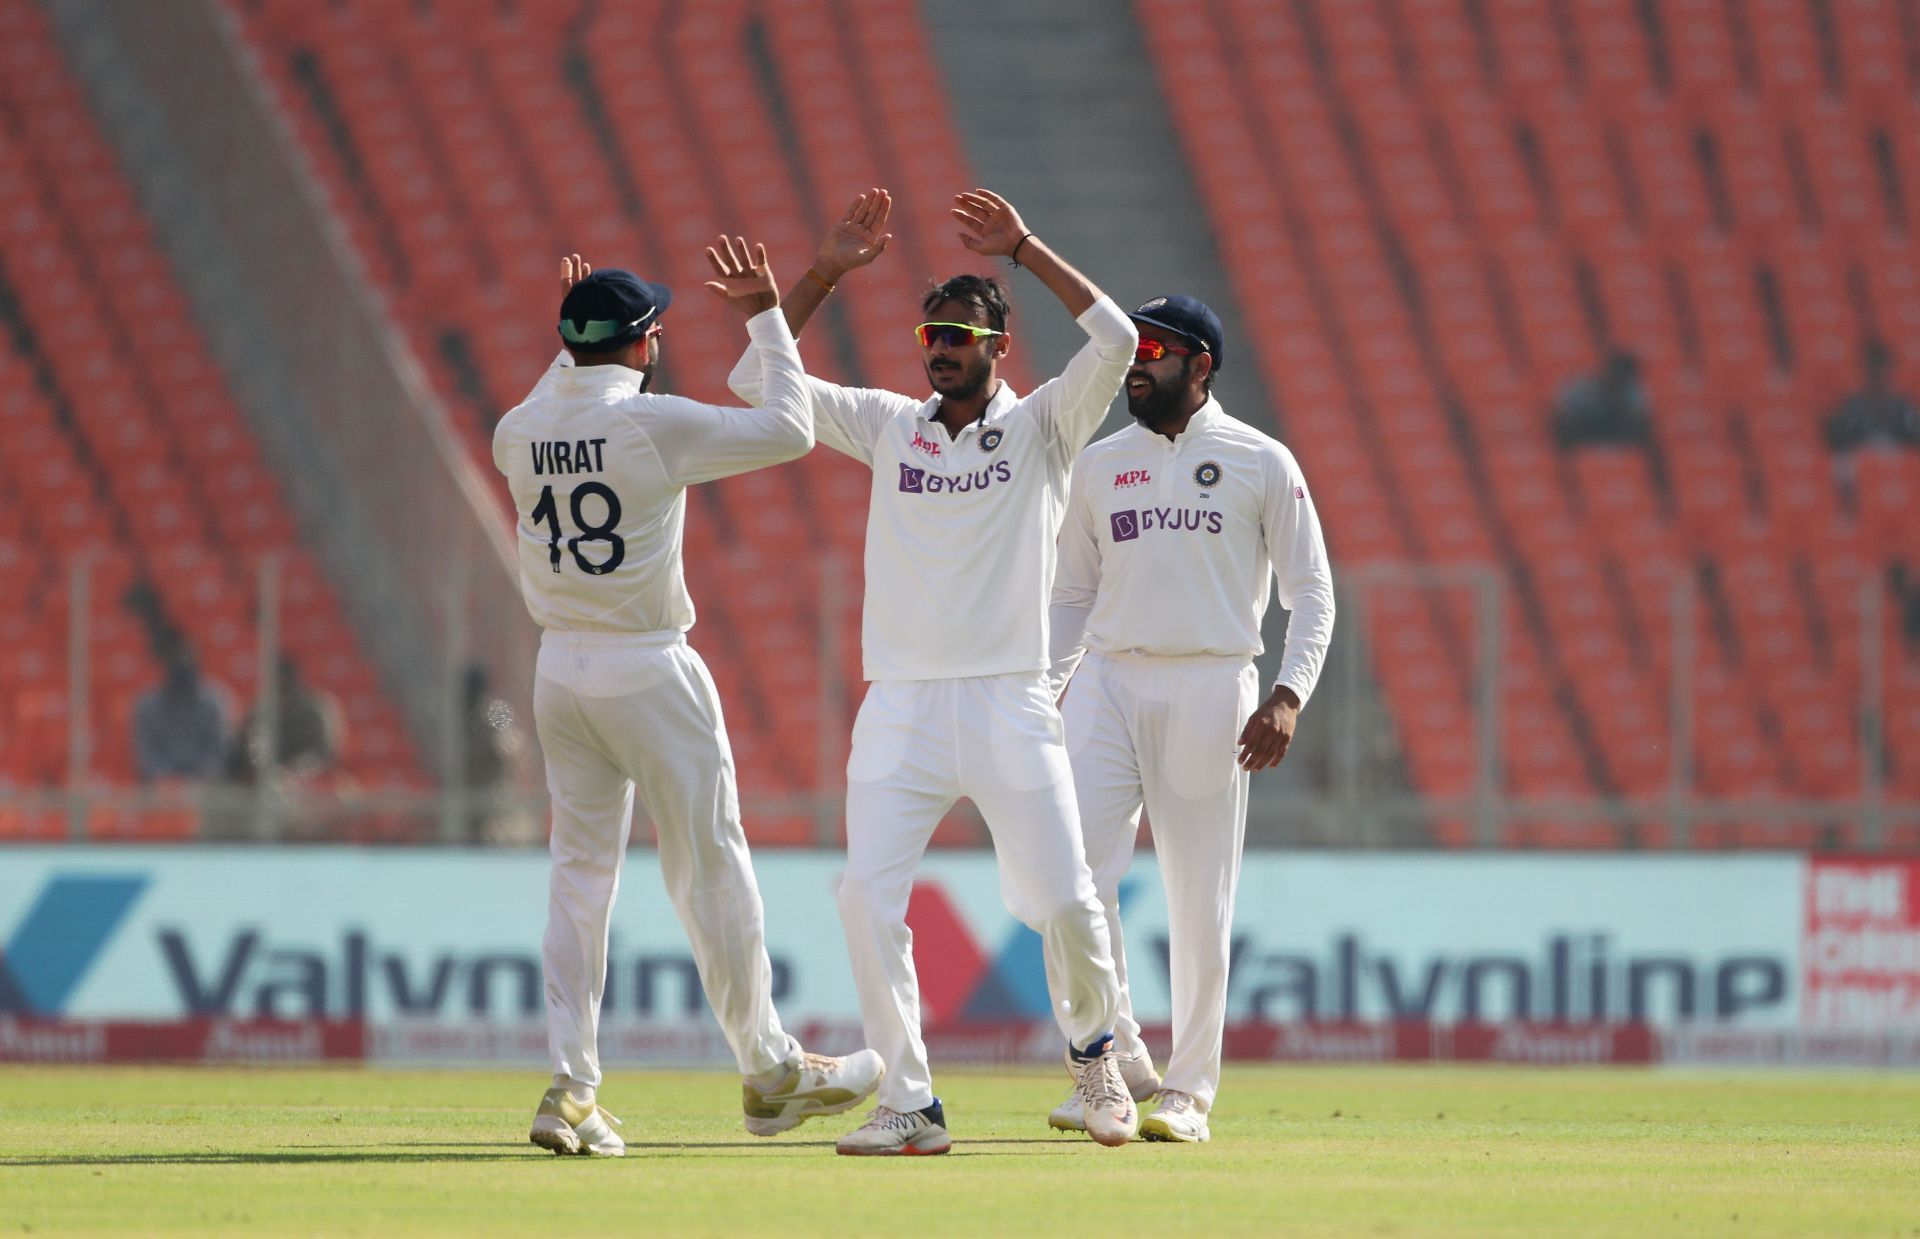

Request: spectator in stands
left=226, top=654, right=341, bottom=781
left=1826, top=340, right=1920, bottom=454
left=1553, top=350, right=1651, bottom=448
left=132, top=642, right=228, bottom=781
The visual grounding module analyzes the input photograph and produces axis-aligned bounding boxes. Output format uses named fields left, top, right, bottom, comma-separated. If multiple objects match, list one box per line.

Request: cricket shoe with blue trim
left=1140, top=1090, right=1210, bottom=1143
left=743, top=1048, right=886, bottom=1136
left=528, top=1087, right=624, bottom=1156
left=834, top=1099, right=952, bottom=1156
left=1066, top=1038, right=1138, bottom=1147
left=1048, top=1045, right=1160, bottom=1133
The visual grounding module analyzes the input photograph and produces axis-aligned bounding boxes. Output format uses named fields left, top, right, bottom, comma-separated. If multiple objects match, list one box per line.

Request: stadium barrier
left=3, top=849, right=1912, bottom=1066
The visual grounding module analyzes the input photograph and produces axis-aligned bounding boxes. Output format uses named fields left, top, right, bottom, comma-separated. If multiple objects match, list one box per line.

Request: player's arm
left=1046, top=452, right=1102, bottom=698
left=952, top=189, right=1135, bottom=454
left=1237, top=447, right=1337, bottom=772
left=650, top=238, right=817, bottom=485
left=772, top=188, right=892, bottom=338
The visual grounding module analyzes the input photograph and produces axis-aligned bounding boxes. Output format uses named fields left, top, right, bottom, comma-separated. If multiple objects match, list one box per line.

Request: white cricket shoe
left=743, top=1048, right=886, bottom=1136
left=1140, top=1089, right=1210, bottom=1143
left=528, top=1086, right=625, bottom=1156
left=834, top=1099, right=952, bottom=1156
left=1048, top=1046, right=1161, bottom=1132
left=1068, top=1046, right=1138, bottom=1147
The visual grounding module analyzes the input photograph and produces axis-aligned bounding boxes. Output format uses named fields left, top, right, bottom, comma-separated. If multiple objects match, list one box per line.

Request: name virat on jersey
left=530, top=438, right=609, bottom=475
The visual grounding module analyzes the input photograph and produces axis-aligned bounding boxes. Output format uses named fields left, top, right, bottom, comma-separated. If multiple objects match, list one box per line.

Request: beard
left=925, top=353, right=993, bottom=403
left=1127, top=359, right=1193, bottom=430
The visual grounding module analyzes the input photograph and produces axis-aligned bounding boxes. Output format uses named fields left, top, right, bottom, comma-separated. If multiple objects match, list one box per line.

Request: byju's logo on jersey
left=979, top=428, right=1004, bottom=453
left=1110, top=507, right=1224, bottom=542
left=1193, top=460, right=1223, bottom=488
left=899, top=462, right=1013, bottom=495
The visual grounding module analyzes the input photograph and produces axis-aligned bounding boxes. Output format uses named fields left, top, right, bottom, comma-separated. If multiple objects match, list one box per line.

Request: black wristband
left=1009, top=232, right=1036, bottom=268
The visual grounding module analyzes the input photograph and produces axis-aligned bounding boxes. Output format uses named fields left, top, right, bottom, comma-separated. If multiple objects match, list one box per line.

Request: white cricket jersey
left=493, top=309, right=812, bottom=634
left=1048, top=399, right=1336, bottom=705
left=729, top=296, right=1136, bottom=681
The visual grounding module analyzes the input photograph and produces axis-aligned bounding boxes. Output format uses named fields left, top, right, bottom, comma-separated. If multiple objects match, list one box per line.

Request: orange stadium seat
left=1131, top=0, right=1917, bottom=845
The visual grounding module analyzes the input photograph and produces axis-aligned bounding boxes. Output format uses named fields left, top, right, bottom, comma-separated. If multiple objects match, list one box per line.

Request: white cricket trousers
left=837, top=672, right=1121, bottom=1113
left=1052, top=651, right=1259, bottom=1113
left=535, top=629, right=796, bottom=1088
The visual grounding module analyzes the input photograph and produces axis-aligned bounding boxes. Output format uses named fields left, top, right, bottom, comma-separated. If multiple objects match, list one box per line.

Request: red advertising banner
left=0, top=1018, right=365, bottom=1063
left=1803, top=857, right=1920, bottom=1027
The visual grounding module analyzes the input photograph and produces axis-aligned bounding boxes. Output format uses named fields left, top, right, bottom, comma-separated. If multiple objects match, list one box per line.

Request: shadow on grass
left=2, top=1136, right=1087, bottom=1166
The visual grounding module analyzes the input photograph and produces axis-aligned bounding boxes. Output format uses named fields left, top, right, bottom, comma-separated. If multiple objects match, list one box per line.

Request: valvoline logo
left=903, top=877, right=1136, bottom=1023
left=0, top=874, right=148, bottom=1014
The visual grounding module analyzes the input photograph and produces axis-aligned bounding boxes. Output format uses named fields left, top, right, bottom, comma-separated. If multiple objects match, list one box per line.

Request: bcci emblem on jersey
left=1193, top=460, right=1223, bottom=488
left=979, top=427, right=1003, bottom=452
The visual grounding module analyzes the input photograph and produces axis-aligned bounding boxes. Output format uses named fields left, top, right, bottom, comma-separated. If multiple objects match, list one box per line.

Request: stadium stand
left=0, top=0, right=425, bottom=835
left=1138, top=0, right=1919, bottom=845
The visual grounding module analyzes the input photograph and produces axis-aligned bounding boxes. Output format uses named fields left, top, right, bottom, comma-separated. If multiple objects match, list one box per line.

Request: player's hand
left=816, top=188, right=893, bottom=282
left=562, top=253, right=592, bottom=294
left=703, top=235, right=779, bottom=319
left=1237, top=685, right=1300, bottom=772
left=952, top=188, right=1029, bottom=258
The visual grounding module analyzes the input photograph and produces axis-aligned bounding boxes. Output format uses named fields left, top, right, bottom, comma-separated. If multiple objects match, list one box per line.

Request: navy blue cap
left=558, top=270, right=673, bottom=352
left=1128, top=295, right=1223, bottom=373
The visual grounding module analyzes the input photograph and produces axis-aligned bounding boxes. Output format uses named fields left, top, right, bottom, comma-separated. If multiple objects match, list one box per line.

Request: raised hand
left=952, top=188, right=1029, bottom=258
left=816, top=188, right=893, bottom=282
left=562, top=253, right=592, bottom=294
left=703, top=235, right=780, bottom=320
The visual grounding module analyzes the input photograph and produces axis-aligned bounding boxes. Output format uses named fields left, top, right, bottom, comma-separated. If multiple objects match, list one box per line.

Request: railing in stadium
left=5, top=556, right=1914, bottom=850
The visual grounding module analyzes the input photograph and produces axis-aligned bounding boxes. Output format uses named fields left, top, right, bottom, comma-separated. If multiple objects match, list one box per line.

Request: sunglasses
left=1134, top=337, right=1202, bottom=363
left=915, top=321, right=1005, bottom=348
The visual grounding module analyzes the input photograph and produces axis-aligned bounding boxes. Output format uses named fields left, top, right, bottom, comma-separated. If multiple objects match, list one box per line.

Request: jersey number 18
left=529, top=482, right=625, bottom=576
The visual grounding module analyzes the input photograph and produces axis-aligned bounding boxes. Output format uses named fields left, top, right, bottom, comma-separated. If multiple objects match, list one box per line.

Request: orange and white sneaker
left=528, top=1086, right=625, bottom=1156
left=1139, top=1090, right=1210, bottom=1143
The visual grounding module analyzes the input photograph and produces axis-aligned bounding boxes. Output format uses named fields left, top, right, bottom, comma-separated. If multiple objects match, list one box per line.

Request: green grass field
left=2, top=1065, right=1916, bottom=1236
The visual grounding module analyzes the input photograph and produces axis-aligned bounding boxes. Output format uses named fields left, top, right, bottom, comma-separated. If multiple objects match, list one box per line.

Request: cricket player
left=494, top=240, right=884, bottom=1157
left=728, top=189, right=1141, bottom=1154
left=1046, top=295, right=1335, bottom=1143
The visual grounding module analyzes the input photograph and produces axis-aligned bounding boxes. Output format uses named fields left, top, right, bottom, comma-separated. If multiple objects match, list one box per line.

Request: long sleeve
left=1047, top=455, right=1100, bottom=694
left=727, top=337, right=912, bottom=466
left=647, top=309, right=815, bottom=486
left=1264, top=446, right=1336, bottom=706
left=1026, top=295, right=1137, bottom=458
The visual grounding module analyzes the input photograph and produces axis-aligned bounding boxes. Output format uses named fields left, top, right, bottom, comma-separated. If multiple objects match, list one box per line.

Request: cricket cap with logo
left=557, top=269, right=673, bottom=353
left=1128, top=294, right=1224, bottom=373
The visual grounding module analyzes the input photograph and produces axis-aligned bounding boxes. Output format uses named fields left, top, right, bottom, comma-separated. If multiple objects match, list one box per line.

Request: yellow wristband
left=805, top=267, right=836, bottom=293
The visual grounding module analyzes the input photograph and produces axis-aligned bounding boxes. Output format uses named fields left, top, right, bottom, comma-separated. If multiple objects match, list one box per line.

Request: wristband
left=1009, top=233, right=1035, bottom=268
left=805, top=267, right=836, bottom=293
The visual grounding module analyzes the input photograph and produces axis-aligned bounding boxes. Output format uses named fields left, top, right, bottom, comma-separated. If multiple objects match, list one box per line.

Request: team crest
left=1193, top=460, right=1223, bottom=488
left=979, top=427, right=1004, bottom=452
